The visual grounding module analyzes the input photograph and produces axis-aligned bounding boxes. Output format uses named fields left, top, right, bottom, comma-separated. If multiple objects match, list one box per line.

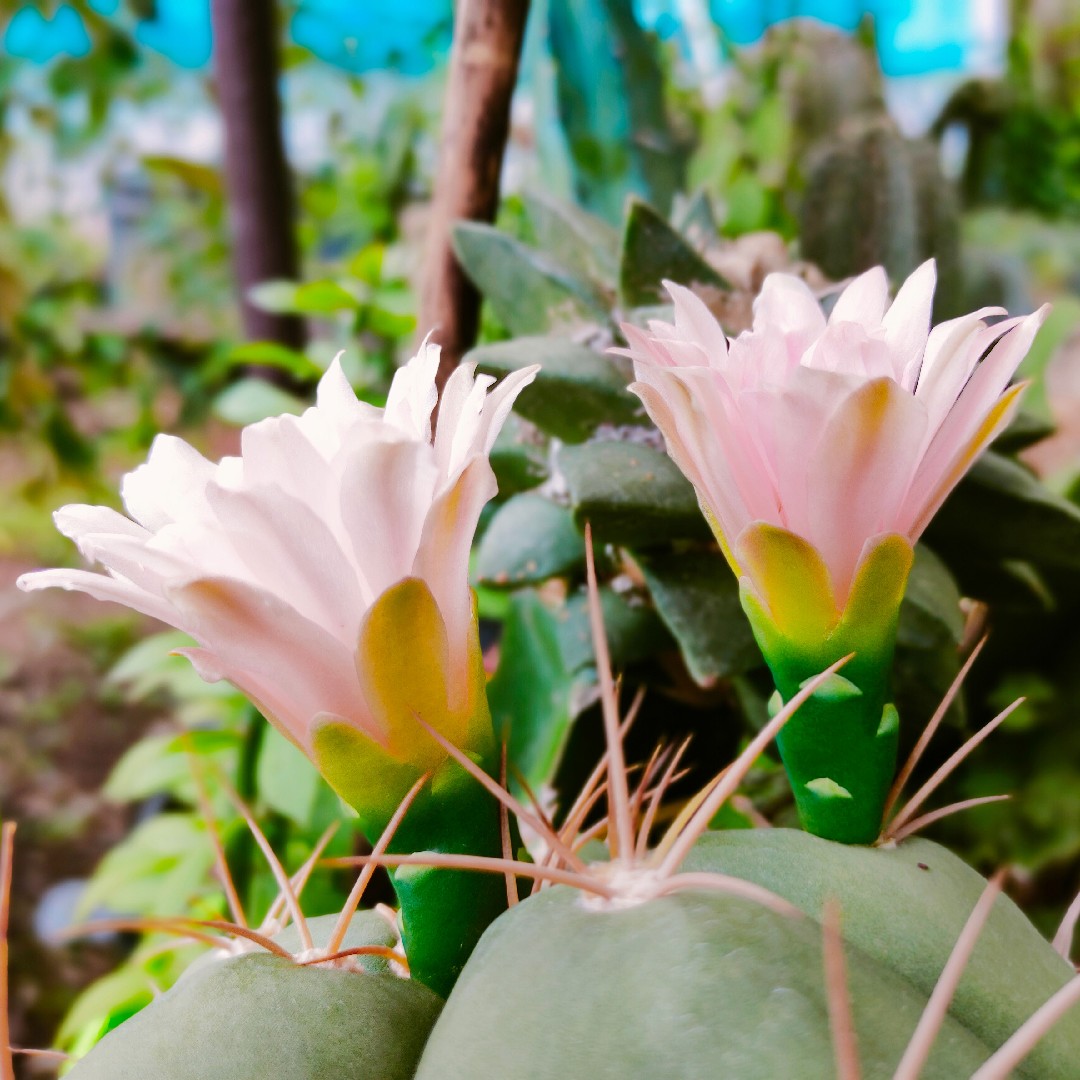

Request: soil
left=0, top=559, right=159, bottom=1078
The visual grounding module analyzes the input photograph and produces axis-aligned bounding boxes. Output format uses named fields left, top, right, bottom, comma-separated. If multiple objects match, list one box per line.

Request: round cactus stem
left=736, top=532, right=913, bottom=844
left=769, top=674, right=899, bottom=845
left=381, top=760, right=509, bottom=998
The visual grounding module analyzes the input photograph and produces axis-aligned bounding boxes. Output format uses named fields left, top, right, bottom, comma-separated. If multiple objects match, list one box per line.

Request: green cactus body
left=800, top=117, right=920, bottom=286
left=66, top=955, right=442, bottom=1080
left=684, top=829, right=1080, bottom=1079
left=66, top=912, right=442, bottom=1079
left=799, top=117, right=963, bottom=317
left=413, top=884, right=995, bottom=1079
left=773, top=22, right=885, bottom=147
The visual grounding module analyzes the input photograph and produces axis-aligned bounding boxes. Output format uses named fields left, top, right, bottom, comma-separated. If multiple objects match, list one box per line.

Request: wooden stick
left=211, top=0, right=305, bottom=349
left=418, top=0, right=531, bottom=392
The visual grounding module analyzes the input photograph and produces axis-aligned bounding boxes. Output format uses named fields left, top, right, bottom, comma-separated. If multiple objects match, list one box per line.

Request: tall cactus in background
left=800, top=117, right=963, bottom=319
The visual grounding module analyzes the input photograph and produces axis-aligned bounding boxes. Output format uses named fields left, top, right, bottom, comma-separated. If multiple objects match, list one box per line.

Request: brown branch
left=211, top=0, right=305, bottom=349
left=418, top=0, right=531, bottom=392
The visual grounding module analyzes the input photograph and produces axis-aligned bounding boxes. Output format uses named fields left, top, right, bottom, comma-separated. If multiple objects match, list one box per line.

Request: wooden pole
left=211, top=0, right=305, bottom=349
left=418, top=0, right=531, bottom=392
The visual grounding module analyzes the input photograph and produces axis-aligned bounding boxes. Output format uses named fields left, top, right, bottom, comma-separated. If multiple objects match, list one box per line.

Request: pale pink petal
left=612, top=322, right=667, bottom=365
left=167, top=576, right=364, bottom=738
left=16, top=567, right=176, bottom=625
left=311, top=356, right=375, bottom=447
left=909, top=306, right=1008, bottom=400
left=384, top=338, right=440, bottom=439
left=804, top=378, right=928, bottom=602
left=881, top=259, right=936, bottom=383
left=630, top=379, right=750, bottom=549
left=121, top=435, right=216, bottom=531
left=53, top=504, right=149, bottom=545
left=657, top=366, right=781, bottom=526
left=239, top=410, right=343, bottom=525
left=470, top=365, right=540, bottom=458
left=54, top=532, right=192, bottom=597
left=433, top=363, right=496, bottom=482
left=665, top=281, right=730, bottom=360
left=202, top=482, right=367, bottom=640
left=900, top=306, right=1048, bottom=535
left=752, top=273, right=826, bottom=357
left=338, top=438, right=440, bottom=601
left=175, top=646, right=347, bottom=750
left=828, top=266, right=889, bottom=328
left=413, top=457, right=496, bottom=705
left=803, top=322, right=895, bottom=380
left=737, top=367, right=858, bottom=540
left=726, top=327, right=797, bottom=388
left=902, top=383, right=1026, bottom=541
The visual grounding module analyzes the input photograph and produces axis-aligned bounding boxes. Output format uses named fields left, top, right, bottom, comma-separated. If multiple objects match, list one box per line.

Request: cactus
left=67, top=954, right=441, bottom=1080
left=413, top=882, right=993, bottom=1080
left=66, top=912, right=442, bottom=1080
left=685, top=830, right=1080, bottom=1078
left=771, top=21, right=885, bottom=150
left=799, top=117, right=962, bottom=316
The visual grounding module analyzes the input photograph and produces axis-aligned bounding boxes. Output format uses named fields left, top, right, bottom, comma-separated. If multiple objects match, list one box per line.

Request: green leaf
left=249, top=279, right=359, bottom=316
left=994, top=409, right=1054, bottom=454
left=107, top=631, right=197, bottom=686
left=489, top=413, right=549, bottom=496
left=475, top=494, right=586, bottom=587
left=256, top=726, right=342, bottom=831
left=79, top=814, right=215, bottom=919
left=57, top=964, right=155, bottom=1046
left=673, top=190, right=720, bottom=248
left=928, top=451, right=1080, bottom=577
left=142, top=155, right=223, bottom=196
left=212, top=378, right=306, bottom=426
left=105, top=735, right=196, bottom=804
left=524, top=191, right=620, bottom=286
left=468, top=336, right=643, bottom=442
left=218, top=341, right=322, bottom=381
left=545, top=0, right=683, bottom=221
left=488, top=591, right=576, bottom=794
left=290, top=280, right=361, bottom=314
left=555, top=586, right=669, bottom=676
left=618, top=200, right=729, bottom=308
left=559, top=441, right=709, bottom=546
left=247, top=280, right=301, bottom=313
left=451, top=222, right=609, bottom=335
left=489, top=585, right=665, bottom=794
left=897, top=544, right=965, bottom=649
left=638, top=548, right=762, bottom=686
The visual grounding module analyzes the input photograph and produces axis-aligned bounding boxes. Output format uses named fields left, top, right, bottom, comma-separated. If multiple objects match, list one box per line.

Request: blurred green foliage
left=935, top=0, right=1080, bottom=219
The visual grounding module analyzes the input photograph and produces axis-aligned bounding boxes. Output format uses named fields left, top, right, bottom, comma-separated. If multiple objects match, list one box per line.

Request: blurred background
left=2, top=0, right=1080, bottom=1073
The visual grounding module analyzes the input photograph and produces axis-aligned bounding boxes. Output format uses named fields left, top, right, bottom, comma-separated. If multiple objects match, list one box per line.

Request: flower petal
left=828, top=266, right=889, bottom=328
left=881, top=258, right=936, bottom=382
left=413, top=457, right=496, bottom=701
left=804, top=377, right=927, bottom=604
left=16, top=567, right=176, bottom=625
left=167, top=576, right=370, bottom=743
left=338, top=437, right=440, bottom=601
left=121, top=435, right=216, bottom=531
left=665, top=280, right=729, bottom=360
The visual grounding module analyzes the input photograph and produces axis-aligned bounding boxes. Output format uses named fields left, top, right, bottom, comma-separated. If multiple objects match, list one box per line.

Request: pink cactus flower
left=18, top=346, right=536, bottom=763
left=619, top=261, right=1049, bottom=612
